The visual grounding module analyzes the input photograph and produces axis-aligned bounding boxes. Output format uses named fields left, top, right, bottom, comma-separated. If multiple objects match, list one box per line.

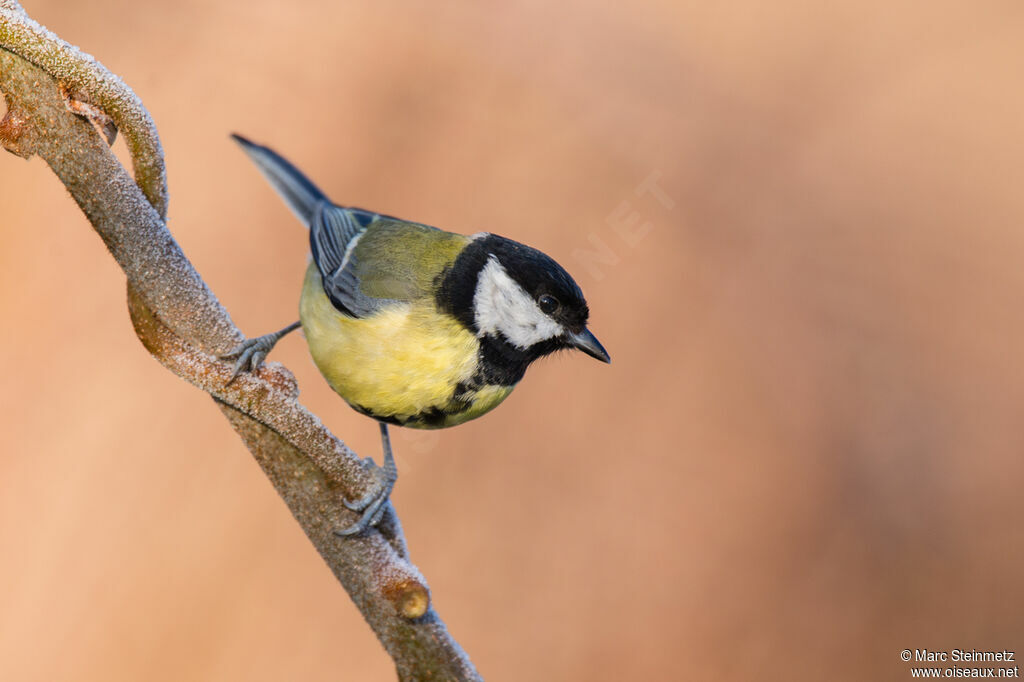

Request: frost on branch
left=0, top=4, right=481, bottom=679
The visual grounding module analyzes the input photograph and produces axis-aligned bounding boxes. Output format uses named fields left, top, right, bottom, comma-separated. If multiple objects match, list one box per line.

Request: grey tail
left=231, top=133, right=329, bottom=226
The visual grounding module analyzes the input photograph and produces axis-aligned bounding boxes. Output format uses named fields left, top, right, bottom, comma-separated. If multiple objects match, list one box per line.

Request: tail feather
left=231, top=133, right=328, bottom=226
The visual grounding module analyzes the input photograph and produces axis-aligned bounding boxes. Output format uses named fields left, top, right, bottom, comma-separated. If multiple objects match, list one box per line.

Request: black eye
left=538, top=294, right=559, bottom=314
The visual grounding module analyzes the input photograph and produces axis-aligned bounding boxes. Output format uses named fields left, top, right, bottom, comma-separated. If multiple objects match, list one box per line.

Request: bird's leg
left=221, top=321, right=301, bottom=381
left=336, top=422, right=398, bottom=536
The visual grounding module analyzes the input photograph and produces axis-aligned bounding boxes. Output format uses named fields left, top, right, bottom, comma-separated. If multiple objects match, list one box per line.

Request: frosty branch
left=0, top=4, right=479, bottom=680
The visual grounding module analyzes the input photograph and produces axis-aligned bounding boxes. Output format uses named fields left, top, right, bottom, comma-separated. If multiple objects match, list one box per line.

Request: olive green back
left=349, top=220, right=472, bottom=302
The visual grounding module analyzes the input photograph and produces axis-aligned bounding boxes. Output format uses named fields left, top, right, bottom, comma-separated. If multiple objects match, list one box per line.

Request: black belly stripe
left=351, top=395, right=475, bottom=428
left=350, top=403, right=405, bottom=425
left=348, top=331, right=545, bottom=428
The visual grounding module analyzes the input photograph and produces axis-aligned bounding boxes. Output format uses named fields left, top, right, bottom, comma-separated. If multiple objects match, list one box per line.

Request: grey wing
left=311, top=203, right=395, bottom=318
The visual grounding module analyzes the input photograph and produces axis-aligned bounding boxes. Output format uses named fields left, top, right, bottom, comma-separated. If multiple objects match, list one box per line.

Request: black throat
left=472, top=333, right=558, bottom=387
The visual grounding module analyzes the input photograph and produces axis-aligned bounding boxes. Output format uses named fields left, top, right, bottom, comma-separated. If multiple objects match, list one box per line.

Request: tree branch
left=0, top=5, right=480, bottom=680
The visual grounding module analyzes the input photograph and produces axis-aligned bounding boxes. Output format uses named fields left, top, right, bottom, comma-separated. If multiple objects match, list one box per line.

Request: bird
left=224, top=134, right=610, bottom=535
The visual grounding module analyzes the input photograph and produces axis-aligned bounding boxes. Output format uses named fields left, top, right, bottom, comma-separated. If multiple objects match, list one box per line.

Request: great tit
left=225, top=135, right=609, bottom=534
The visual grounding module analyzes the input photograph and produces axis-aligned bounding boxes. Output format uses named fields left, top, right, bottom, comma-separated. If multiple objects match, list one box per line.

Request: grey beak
left=568, top=328, right=611, bottom=364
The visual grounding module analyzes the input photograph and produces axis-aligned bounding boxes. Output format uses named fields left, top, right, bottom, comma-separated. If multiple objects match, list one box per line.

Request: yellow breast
left=298, top=263, right=513, bottom=428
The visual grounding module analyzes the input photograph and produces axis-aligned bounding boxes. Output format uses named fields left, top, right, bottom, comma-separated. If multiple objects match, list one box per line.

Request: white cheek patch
left=473, top=256, right=565, bottom=348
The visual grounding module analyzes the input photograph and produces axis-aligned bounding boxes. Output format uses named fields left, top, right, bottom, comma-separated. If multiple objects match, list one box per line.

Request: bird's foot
left=336, top=423, right=398, bottom=536
left=220, top=322, right=300, bottom=382
left=336, top=460, right=396, bottom=535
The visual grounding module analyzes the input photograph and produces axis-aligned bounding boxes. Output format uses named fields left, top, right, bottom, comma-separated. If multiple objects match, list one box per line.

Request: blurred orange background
left=3, top=1, right=1024, bottom=680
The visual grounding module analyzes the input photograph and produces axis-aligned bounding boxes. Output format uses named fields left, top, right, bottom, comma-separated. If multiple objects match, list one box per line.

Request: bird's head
left=439, top=234, right=610, bottom=373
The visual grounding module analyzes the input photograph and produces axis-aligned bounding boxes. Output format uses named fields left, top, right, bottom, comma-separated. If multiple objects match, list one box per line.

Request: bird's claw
left=220, top=322, right=301, bottom=383
left=220, top=337, right=273, bottom=382
left=336, top=460, right=396, bottom=536
left=336, top=423, right=398, bottom=536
